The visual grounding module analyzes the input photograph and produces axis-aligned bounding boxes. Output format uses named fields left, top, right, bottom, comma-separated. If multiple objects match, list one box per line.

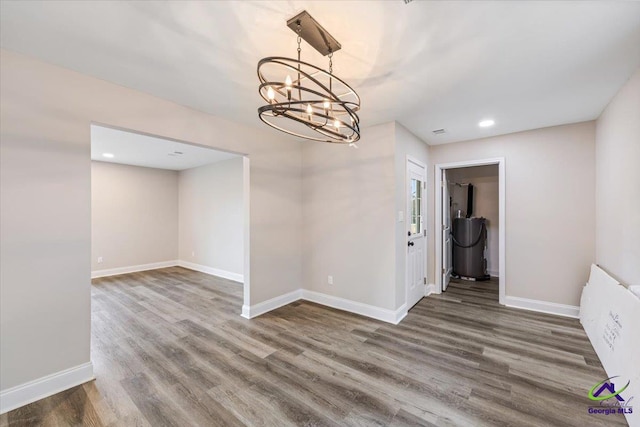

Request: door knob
left=408, top=241, right=414, bottom=247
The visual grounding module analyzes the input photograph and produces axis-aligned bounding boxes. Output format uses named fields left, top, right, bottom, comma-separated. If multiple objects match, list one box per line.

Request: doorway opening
left=435, top=158, right=505, bottom=304
left=89, top=123, right=250, bottom=313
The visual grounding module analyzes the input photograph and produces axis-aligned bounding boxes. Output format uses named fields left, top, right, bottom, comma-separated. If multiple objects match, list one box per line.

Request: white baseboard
left=241, top=304, right=251, bottom=319
left=91, top=260, right=244, bottom=284
left=241, top=288, right=407, bottom=325
left=0, top=362, right=94, bottom=414
left=301, top=290, right=407, bottom=325
left=488, top=270, right=499, bottom=277
left=393, top=304, right=408, bottom=324
left=177, top=260, right=243, bottom=284
left=425, top=284, right=437, bottom=296
left=505, top=296, right=580, bottom=318
left=91, top=260, right=178, bottom=278
left=241, top=289, right=302, bottom=319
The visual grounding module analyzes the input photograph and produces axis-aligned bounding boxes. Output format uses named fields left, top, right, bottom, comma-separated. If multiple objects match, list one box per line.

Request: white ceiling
left=2, top=1, right=639, bottom=145
left=91, top=125, right=239, bottom=170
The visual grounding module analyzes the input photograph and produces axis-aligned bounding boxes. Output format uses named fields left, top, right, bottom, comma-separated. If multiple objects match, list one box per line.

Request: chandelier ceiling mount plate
left=286, top=11, right=341, bottom=56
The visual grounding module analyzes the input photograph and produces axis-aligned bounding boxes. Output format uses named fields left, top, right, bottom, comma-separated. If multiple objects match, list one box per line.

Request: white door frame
left=441, top=169, right=452, bottom=291
left=241, top=156, right=251, bottom=316
left=406, top=156, right=428, bottom=307
left=434, top=157, right=506, bottom=305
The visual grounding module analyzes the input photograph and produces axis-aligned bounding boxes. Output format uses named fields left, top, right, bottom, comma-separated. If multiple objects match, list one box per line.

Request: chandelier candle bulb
left=285, top=75, right=292, bottom=100
left=267, top=86, right=275, bottom=102
left=306, top=103, right=313, bottom=119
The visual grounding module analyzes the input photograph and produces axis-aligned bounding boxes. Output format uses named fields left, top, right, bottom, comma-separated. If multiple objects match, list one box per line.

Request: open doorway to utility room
left=436, top=159, right=505, bottom=305
left=447, top=164, right=499, bottom=300
left=89, top=124, right=250, bottom=323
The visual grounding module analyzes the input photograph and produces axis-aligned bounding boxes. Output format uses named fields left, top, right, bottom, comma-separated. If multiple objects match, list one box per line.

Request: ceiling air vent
left=432, top=129, right=446, bottom=135
left=403, top=0, right=414, bottom=4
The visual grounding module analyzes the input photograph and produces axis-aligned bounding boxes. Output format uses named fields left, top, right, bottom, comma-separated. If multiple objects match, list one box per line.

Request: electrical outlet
left=328, top=275, right=333, bottom=285
left=97, top=256, right=103, bottom=264
left=191, top=251, right=195, bottom=257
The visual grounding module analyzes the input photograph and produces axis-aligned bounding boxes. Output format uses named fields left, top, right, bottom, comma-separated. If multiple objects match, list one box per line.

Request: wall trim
left=91, top=260, right=244, bottom=284
left=425, top=284, right=437, bottom=296
left=242, top=289, right=408, bottom=325
left=241, top=304, right=251, bottom=319
left=302, top=290, right=407, bottom=325
left=488, top=270, right=499, bottom=278
left=177, top=260, right=243, bottom=283
left=0, top=362, right=94, bottom=414
left=504, top=296, right=580, bottom=319
left=91, top=260, right=178, bottom=278
left=393, top=303, right=408, bottom=324
left=241, top=289, right=302, bottom=319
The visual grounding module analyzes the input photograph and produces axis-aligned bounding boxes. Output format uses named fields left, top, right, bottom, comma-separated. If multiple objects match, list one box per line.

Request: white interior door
left=407, top=160, right=426, bottom=310
left=442, top=169, right=452, bottom=291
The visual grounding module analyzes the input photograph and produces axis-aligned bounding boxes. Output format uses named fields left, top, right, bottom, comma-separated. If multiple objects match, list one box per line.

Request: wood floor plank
left=1, top=271, right=627, bottom=426
left=120, top=373, right=193, bottom=427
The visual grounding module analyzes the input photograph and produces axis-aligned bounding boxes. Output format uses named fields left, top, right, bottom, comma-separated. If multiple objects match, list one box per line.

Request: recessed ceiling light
left=102, top=153, right=114, bottom=158
left=479, top=119, right=495, bottom=128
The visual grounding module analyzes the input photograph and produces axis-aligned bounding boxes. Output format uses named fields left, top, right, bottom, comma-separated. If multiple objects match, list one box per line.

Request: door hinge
left=423, top=277, right=427, bottom=285
left=423, top=230, right=427, bottom=237
left=442, top=268, right=445, bottom=274
left=423, top=181, right=426, bottom=190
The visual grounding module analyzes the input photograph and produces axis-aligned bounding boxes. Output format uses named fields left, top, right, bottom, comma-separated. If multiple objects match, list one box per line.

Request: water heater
left=452, top=217, right=489, bottom=280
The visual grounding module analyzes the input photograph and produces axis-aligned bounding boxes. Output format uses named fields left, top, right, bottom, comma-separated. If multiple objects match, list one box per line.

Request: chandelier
left=257, top=11, right=361, bottom=144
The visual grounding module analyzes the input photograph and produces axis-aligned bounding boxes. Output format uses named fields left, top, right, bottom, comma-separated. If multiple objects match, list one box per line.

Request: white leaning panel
left=580, top=264, right=640, bottom=427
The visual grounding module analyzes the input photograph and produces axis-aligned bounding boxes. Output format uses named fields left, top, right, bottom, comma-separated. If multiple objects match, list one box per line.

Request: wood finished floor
left=1, top=269, right=626, bottom=427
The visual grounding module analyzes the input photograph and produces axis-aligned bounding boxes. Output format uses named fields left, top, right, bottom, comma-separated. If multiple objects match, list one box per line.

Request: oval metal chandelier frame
left=256, top=11, right=361, bottom=144
left=257, top=56, right=361, bottom=143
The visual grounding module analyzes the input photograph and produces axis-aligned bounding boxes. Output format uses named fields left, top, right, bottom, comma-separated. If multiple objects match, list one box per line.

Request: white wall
left=0, top=49, right=302, bottom=393
left=179, top=157, right=244, bottom=279
left=595, top=68, right=640, bottom=287
left=448, top=165, right=499, bottom=276
left=302, top=122, right=397, bottom=309
left=92, top=157, right=244, bottom=280
left=429, top=121, right=596, bottom=306
left=394, top=123, right=430, bottom=308
left=301, top=122, right=429, bottom=312
left=91, top=161, right=178, bottom=272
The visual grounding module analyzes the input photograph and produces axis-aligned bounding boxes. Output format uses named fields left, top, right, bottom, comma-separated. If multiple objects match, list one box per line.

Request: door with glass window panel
left=407, top=160, right=426, bottom=310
